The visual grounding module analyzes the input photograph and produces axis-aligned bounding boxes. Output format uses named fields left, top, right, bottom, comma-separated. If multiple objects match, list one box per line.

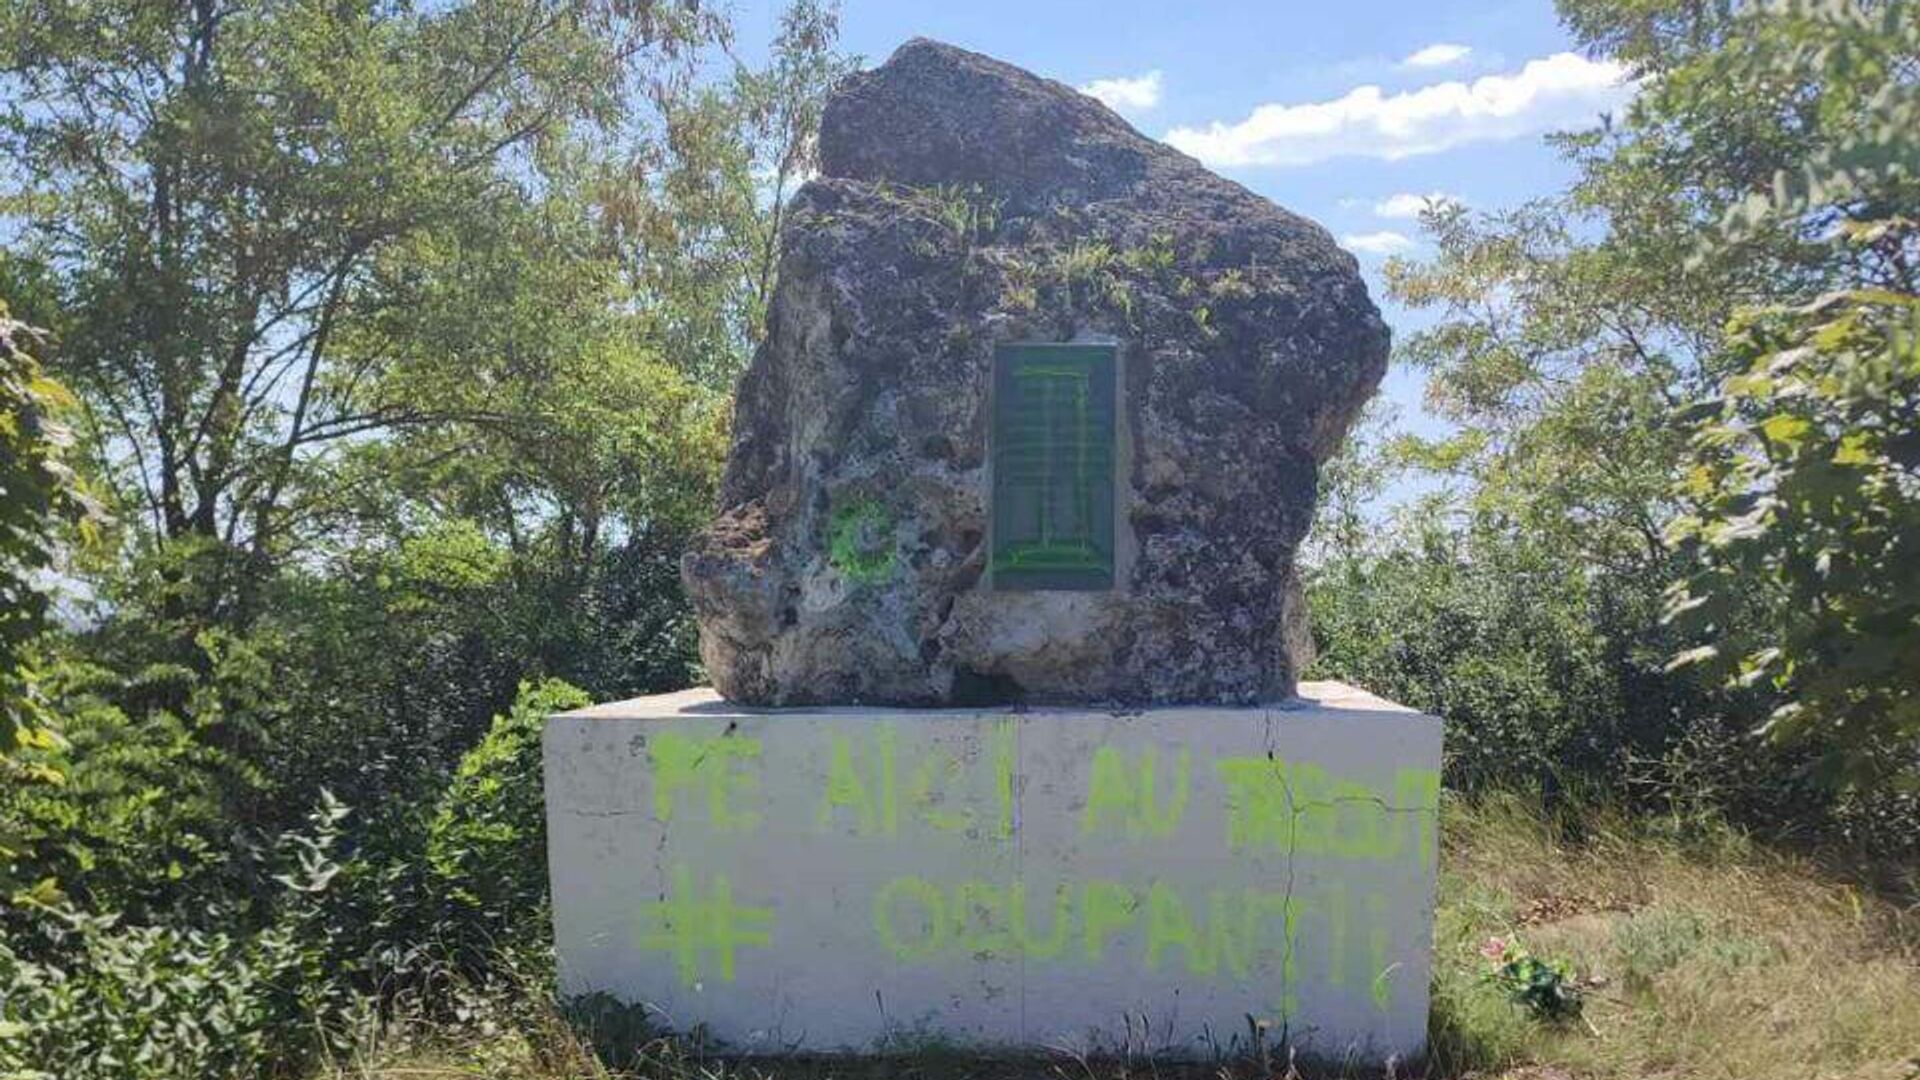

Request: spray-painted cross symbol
left=636, top=864, right=774, bottom=986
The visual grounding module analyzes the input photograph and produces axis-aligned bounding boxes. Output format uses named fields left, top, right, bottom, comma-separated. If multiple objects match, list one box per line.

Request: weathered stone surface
left=682, top=39, right=1388, bottom=706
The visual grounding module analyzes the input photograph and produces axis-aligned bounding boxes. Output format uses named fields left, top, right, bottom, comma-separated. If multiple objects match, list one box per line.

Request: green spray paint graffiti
left=872, top=877, right=1280, bottom=971
left=818, top=725, right=899, bottom=835
left=827, top=497, right=896, bottom=584
left=872, top=876, right=948, bottom=961
left=617, top=723, right=1435, bottom=1015
left=1216, top=758, right=1440, bottom=862
left=635, top=864, right=773, bottom=986
left=798, top=728, right=1432, bottom=851
left=1081, top=879, right=1137, bottom=962
left=993, top=720, right=1016, bottom=839
left=860, top=874, right=1399, bottom=1009
left=1080, top=745, right=1191, bottom=839
left=1367, top=892, right=1394, bottom=1012
left=649, top=731, right=761, bottom=832
left=1009, top=881, right=1073, bottom=958
left=817, top=722, right=1017, bottom=838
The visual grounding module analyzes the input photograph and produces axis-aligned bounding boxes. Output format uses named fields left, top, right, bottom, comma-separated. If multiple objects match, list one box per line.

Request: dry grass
left=316, top=794, right=1920, bottom=1080
left=1431, top=793, right=1920, bottom=1080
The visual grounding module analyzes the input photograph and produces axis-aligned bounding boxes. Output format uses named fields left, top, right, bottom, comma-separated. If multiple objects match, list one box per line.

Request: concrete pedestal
left=542, top=683, right=1441, bottom=1062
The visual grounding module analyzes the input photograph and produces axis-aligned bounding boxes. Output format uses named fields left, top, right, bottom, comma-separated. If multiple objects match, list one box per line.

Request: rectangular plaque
left=990, top=343, right=1116, bottom=590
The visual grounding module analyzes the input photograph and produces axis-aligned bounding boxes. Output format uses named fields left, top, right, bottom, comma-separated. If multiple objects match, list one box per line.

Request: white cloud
left=1401, top=43, right=1472, bottom=68
left=1373, top=191, right=1459, bottom=218
left=1164, top=52, right=1633, bottom=168
left=1080, top=70, right=1163, bottom=112
left=1342, top=231, right=1417, bottom=255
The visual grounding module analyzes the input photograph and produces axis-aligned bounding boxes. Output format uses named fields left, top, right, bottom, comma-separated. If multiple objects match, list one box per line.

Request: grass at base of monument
left=313, top=794, right=1920, bottom=1080
left=1427, top=793, right=1920, bottom=1079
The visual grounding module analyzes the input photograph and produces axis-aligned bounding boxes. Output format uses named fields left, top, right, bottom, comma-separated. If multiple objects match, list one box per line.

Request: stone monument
left=544, top=39, right=1439, bottom=1065
left=681, top=38, right=1388, bottom=706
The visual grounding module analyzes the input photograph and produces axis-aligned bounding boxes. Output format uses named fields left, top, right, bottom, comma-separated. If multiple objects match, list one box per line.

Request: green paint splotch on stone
left=826, top=497, right=897, bottom=584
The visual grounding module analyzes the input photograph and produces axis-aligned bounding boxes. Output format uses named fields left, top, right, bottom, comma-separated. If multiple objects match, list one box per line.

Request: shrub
left=0, top=656, right=238, bottom=918
left=1669, top=287, right=1920, bottom=790
left=0, top=905, right=300, bottom=1080
left=0, top=784, right=358, bottom=1080
left=1611, top=906, right=1780, bottom=989
left=427, top=678, right=592, bottom=965
left=1307, top=518, right=1719, bottom=793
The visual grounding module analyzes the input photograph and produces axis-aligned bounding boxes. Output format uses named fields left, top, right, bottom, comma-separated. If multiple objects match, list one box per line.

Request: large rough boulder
left=682, top=39, right=1388, bottom=706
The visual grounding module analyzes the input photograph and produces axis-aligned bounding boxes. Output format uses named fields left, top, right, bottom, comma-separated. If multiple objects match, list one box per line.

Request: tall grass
left=1430, top=793, right=1920, bottom=1080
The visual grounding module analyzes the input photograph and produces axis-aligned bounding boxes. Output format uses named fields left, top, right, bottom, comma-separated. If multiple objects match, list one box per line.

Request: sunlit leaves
left=0, top=0, right=723, bottom=591
left=1668, top=286, right=1920, bottom=787
left=0, top=304, right=97, bottom=850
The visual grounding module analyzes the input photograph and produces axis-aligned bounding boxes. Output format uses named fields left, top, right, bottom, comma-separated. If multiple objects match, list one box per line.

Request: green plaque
left=990, top=343, right=1116, bottom=591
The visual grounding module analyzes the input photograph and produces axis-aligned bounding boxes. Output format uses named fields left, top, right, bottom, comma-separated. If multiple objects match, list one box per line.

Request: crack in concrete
left=1255, top=708, right=1438, bottom=1043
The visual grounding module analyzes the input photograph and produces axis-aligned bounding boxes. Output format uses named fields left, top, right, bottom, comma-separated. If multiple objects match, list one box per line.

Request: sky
left=728, top=0, right=1637, bottom=444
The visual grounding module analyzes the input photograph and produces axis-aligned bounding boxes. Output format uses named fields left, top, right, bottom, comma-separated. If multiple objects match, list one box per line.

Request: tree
left=1325, top=0, right=1920, bottom=811
left=1663, top=0, right=1920, bottom=787
left=0, top=0, right=722, bottom=621
left=611, top=0, right=859, bottom=391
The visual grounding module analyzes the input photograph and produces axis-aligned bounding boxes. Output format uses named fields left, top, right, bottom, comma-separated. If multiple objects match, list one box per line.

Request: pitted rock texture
left=682, top=38, right=1388, bottom=705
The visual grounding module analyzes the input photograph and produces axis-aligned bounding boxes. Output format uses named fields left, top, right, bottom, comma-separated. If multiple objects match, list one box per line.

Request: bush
left=0, top=905, right=305, bottom=1080
left=428, top=678, right=592, bottom=965
left=1669, top=286, right=1920, bottom=789
left=0, top=655, right=240, bottom=919
left=0, top=782, right=362, bottom=1080
left=1307, top=516, right=1721, bottom=794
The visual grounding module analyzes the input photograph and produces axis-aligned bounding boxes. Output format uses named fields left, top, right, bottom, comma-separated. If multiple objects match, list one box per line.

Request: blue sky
left=731, top=0, right=1635, bottom=441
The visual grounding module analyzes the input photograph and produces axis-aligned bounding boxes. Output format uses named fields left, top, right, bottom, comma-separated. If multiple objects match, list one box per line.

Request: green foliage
left=1610, top=906, right=1779, bottom=986
left=1049, top=239, right=1121, bottom=318
left=0, top=656, right=236, bottom=916
left=0, top=304, right=91, bottom=788
left=1321, top=0, right=1920, bottom=831
left=559, top=992, right=667, bottom=1072
left=1669, top=285, right=1920, bottom=787
left=1310, top=511, right=1686, bottom=790
left=0, top=793, right=349, bottom=1080
left=614, top=0, right=858, bottom=391
left=0, top=907, right=296, bottom=1080
left=1335, top=127, right=1735, bottom=806
left=1658, top=1, right=1920, bottom=789
left=0, top=0, right=847, bottom=1071
left=0, top=0, right=729, bottom=627
left=10, top=0, right=1911, bottom=1069
left=429, top=679, right=592, bottom=958
left=920, top=183, right=1004, bottom=249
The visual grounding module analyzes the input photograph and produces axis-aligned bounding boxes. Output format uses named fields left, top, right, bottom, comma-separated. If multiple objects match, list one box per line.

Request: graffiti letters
left=624, top=719, right=1439, bottom=1011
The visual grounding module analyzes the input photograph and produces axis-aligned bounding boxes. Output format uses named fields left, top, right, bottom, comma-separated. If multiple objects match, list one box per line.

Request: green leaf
left=1832, top=433, right=1875, bottom=465
left=1666, top=644, right=1720, bottom=672
left=1760, top=413, right=1811, bottom=448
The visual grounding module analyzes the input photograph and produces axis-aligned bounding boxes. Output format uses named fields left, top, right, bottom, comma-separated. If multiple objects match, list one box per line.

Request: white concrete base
left=543, top=684, right=1441, bottom=1062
